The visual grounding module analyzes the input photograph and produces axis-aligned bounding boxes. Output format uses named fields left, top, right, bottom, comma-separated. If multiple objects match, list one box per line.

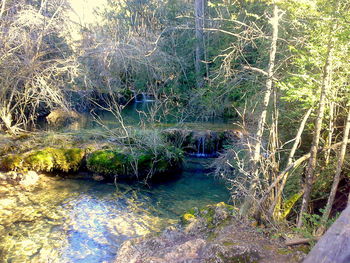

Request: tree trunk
left=259, top=139, right=348, bottom=207
left=325, top=98, right=336, bottom=165
left=0, top=0, right=6, bottom=18
left=297, top=36, right=334, bottom=228
left=269, top=107, right=312, bottom=217
left=240, top=4, right=281, bottom=216
left=194, top=0, right=205, bottom=87
left=318, top=107, right=350, bottom=234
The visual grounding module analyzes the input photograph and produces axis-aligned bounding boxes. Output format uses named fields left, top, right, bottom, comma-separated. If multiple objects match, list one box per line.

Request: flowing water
left=0, top=159, right=230, bottom=263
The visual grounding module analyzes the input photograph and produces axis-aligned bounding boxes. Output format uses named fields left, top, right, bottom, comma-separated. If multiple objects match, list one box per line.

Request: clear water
left=0, top=159, right=230, bottom=263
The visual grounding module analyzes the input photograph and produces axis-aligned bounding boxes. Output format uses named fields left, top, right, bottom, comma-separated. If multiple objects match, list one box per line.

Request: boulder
left=46, top=108, right=82, bottom=128
left=86, top=146, right=183, bottom=181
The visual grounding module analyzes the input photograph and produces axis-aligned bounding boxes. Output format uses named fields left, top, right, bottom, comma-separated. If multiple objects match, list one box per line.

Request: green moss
left=86, top=149, right=131, bottom=175
left=24, top=148, right=85, bottom=172
left=222, top=241, right=240, bottom=246
left=181, top=202, right=236, bottom=229
left=181, top=213, right=196, bottom=224
left=277, top=248, right=294, bottom=255
left=0, top=154, right=22, bottom=171
left=86, top=146, right=184, bottom=179
left=217, top=252, right=258, bottom=263
left=25, top=149, right=57, bottom=172
left=0, top=148, right=85, bottom=172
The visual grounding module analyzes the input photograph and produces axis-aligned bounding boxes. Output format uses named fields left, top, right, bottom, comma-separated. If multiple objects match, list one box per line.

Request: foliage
left=295, top=209, right=340, bottom=242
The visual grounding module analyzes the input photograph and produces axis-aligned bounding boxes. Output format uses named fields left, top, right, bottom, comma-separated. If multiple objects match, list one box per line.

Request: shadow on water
left=0, top=159, right=230, bottom=263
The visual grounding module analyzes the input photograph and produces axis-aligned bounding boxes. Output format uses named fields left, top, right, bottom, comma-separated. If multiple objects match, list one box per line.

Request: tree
left=0, top=0, right=77, bottom=134
left=194, top=0, right=206, bottom=87
left=240, top=3, right=282, bottom=216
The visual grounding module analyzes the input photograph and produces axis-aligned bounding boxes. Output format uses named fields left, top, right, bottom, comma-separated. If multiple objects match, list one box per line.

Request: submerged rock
left=115, top=203, right=304, bottom=263
left=0, top=170, right=39, bottom=187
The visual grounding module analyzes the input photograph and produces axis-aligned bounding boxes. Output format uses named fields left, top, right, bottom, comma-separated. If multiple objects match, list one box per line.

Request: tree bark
left=240, top=4, right=281, bottom=216
left=303, top=204, right=350, bottom=263
left=297, top=36, right=334, bottom=228
left=269, top=108, right=312, bottom=217
left=0, top=0, right=6, bottom=18
left=318, top=107, right=350, bottom=234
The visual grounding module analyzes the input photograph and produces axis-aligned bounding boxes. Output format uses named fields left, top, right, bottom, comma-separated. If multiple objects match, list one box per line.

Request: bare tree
left=297, top=32, right=334, bottom=227
left=194, top=0, right=206, bottom=87
left=317, top=106, right=350, bottom=234
left=240, top=4, right=282, bottom=216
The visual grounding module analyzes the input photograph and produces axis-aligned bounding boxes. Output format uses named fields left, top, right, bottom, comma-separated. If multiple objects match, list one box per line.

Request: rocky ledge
left=115, top=203, right=305, bottom=263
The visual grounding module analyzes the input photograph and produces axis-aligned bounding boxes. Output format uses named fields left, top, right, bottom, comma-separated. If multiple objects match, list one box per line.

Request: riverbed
left=0, top=159, right=230, bottom=263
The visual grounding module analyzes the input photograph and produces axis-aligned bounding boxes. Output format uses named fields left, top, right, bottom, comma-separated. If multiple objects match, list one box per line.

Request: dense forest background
left=1, top=0, right=350, bottom=236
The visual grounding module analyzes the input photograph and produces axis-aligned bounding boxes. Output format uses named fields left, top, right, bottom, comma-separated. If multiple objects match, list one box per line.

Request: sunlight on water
left=0, top=160, right=229, bottom=263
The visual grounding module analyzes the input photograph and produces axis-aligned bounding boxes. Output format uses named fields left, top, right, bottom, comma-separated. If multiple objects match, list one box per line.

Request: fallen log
left=285, top=237, right=319, bottom=246
left=303, top=205, right=350, bottom=263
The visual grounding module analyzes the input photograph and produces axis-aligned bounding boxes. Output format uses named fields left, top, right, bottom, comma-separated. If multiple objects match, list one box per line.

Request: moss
left=217, top=253, right=258, bottom=263
left=181, top=213, right=196, bottom=224
left=0, top=148, right=85, bottom=173
left=200, top=202, right=236, bottom=229
left=86, top=149, right=131, bottom=175
left=0, top=154, right=23, bottom=171
left=25, top=149, right=57, bottom=172
left=181, top=202, right=236, bottom=229
left=277, top=248, right=294, bottom=255
left=24, top=148, right=85, bottom=172
left=222, top=241, right=240, bottom=246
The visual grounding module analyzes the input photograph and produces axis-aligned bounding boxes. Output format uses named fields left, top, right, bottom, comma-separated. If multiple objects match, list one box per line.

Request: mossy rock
left=25, top=148, right=85, bottom=172
left=0, top=148, right=85, bottom=173
left=86, top=149, right=132, bottom=176
left=87, top=146, right=183, bottom=180
left=181, top=202, right=237, bottom=228
left=0, top=154, right=23, bottom=171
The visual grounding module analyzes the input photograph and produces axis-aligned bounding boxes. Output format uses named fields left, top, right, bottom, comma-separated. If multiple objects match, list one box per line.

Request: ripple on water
left=0, top=167, right=230, bottom=263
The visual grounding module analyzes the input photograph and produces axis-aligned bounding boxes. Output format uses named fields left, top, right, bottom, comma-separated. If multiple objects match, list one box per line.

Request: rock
left=115, top=203, right=302, bottom=263
left=0, top=148, right=86, bottom=173
left=20, top=171, right=40, bottom=187
left=46, top=108, right=82, bottom=128
left=0, top=170, right=39, bottom=187
left=92, top=174, right=104, bottom=181
left=86, top=147, right=183, bottom=181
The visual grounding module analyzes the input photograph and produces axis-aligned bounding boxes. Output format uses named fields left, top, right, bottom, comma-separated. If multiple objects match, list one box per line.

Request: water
left=39, top=102, right=237, bottom=133
left=0, top=159, right=230, bottom=263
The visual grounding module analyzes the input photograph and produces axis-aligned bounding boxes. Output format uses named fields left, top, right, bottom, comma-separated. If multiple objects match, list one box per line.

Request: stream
left=1, top=102, right=234, bottom=262
left=0, top=159, right=230, bottom=263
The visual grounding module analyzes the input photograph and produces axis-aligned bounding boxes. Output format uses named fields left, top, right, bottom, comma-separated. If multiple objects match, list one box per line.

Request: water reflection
left=0, top=163, right=230, bottom=263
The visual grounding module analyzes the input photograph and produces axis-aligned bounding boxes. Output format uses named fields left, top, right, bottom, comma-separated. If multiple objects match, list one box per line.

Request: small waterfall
left=134, top=92, right=143, bottom=103
left=190, top=135, right=218, bottom=158
left=134, top=92, right=155, bottom=103
left=143, top=93, right=155, bottom=102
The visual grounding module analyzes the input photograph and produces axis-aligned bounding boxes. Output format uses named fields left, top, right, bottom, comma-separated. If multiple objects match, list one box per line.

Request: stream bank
left=115, top=203, right=305, bottom=263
